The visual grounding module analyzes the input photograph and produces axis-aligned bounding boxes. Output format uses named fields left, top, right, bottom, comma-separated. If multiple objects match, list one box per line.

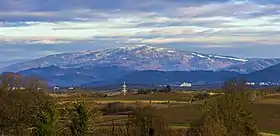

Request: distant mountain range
left=18, top=66, right=132, bottom=87
left=18, top=66, right=243, bottom=87
left=0, top=59, right=30, bottom=68
left=246, top=63, right=280, bottom=82
left=1, top=45, right=280, bottom=87
left=17, top=65, right=280, bottom=87
left=107, top=70, right=242, bottom=86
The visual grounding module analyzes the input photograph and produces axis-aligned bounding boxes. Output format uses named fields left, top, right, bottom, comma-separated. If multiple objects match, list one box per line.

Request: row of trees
left=0, top=72, right=45, bottom=91
left=137, top=85, right=172, bottom=94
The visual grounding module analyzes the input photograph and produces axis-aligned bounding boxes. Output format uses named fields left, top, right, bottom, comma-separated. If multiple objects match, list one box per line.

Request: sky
left=0, top=0, right=280, bottom=61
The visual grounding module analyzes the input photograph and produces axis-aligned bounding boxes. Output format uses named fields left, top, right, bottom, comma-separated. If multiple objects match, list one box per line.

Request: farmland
left=50, top=90, right=280, bottom=135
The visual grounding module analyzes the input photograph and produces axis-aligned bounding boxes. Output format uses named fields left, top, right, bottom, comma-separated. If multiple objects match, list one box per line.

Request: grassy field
left=51, top=91, right=280, bottom=135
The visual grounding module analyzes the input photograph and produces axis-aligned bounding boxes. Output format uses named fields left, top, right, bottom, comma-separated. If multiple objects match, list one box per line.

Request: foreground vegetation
left=1, top=73, right=280, bottom=136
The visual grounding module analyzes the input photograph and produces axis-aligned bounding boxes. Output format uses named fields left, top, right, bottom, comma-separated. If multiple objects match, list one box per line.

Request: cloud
left=0, top=0, right=230, bottom=11
left=25, top=40, right=72, bottom=45
left=140, top=35, right=280, bottom=45
left=0, top=0, right=279, bottom=60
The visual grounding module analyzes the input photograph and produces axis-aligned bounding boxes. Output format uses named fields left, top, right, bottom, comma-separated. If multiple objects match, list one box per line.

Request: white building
left=260, top=82, right=269, bottom=86
left=37, top=88, right=43, bottom=90
left=106, top=92, right=122, bottom=97
left=246, top=82, right=255, bottom=86
left=53, top=86, right=60, bottom=90
left=19, top=87, right=25, bottom=90
left=180, top=82, right=192, bottom=87
left=68, top=87, right=74, bottom=90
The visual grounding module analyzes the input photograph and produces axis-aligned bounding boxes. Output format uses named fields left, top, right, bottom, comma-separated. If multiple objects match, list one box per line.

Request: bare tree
left=0, top=73, right=46, bottom=91
left=222, top=79, right=247, bottom=92
left=200, top=91, right=259, bottom=136
left=24, top=76, right=46, bottom=91
left=131, top=106, right=166, bottom=136
left=0, top=72, right=18, bottom=91
left=0, top=73, right=54, bottom=135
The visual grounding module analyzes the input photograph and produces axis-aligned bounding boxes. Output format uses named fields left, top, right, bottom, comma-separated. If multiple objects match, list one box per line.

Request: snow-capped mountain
left=3, top=45, right=280, bottom=87
left=0, top=45, right=248, bottom=72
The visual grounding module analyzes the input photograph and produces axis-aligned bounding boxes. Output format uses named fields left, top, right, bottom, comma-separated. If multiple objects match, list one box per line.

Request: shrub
left=192, top=93, right=210, bottom=101
left=102, top=102, right=135, bottom=115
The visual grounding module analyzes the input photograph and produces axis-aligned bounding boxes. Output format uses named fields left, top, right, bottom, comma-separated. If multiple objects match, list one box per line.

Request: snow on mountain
left=0, top=45, right=249, bottom=72
left=212, top=55, right=248, bottom=62
left=192, top=53, right=211, bottom=59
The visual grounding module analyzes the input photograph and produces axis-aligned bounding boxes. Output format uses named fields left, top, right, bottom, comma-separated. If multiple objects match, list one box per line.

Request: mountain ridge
left=18, top=65, right=132, bottom=87
left=246, top=63, right=280, bottom=82
left=14, top=63, right=280, bottom=87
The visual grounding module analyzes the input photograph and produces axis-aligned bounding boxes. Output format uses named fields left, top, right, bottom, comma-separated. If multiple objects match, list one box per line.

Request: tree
left=68, top=102, right=89, bottom=136
left=222, top=79, right=248, bottom=92
left=277, top=87, right=280, bottom=92
left=0, top=88, right=54, bottom=135
left=131, top=106, right=166, bottom=136
left=0, top=73, right=46, bottom=91
left=0, top=72, right=21, bottom=91
left=24, top=76, right=46, bottom=91
left=137, top=89, right=146, bottom=94
left=200, top=91, right=259, bottom=136
left=163, top=85, right=171, bottom=93
left=222, top=79, right=256, bottom=102
left=33, top=103, right=59, bottom=136
left=0, top=74, right=53, bottom=135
